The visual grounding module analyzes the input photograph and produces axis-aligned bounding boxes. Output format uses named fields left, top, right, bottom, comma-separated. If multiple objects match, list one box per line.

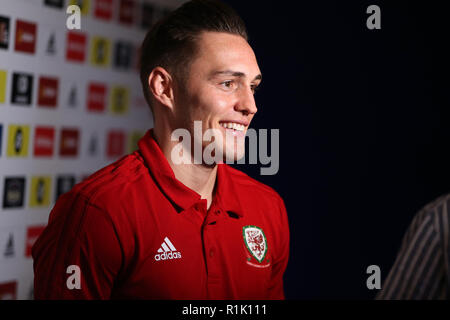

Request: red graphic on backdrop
left=15, top=20, right=37, bottom=54
left=119, top=0, right=135, bottom=25
left=0, top=281, right=17, bottom=300
left=59, top=128, right=79, bottom=156
left=95, top=0, right=113, bottom=20
left=66, top=31, right=87, bottom=62
left=38, top=77, right=58, bottom=107
left=34, top=127, right=55, bottom=157
left=87, top=83, right=106, bottom=112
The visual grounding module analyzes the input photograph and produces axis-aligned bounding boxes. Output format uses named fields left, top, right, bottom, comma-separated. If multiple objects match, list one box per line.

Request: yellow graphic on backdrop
left=0, top=70, right=6, bottom=103
left=110, top=86, right=129, bottom=115
left=7, top=125, right=30, bottom=157
left=69, top=0, right=90, bottom=15
left=29, top=176, right=52, bottom=207
left=90, top=36, right=111, bottom=67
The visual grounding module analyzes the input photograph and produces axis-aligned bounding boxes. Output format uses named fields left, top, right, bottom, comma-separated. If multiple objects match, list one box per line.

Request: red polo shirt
left=32, top=129, right=290, bottom=299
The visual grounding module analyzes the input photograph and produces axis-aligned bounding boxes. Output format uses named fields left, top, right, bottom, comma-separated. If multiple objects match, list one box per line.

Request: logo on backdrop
left=7, top=125, right=30, bottom=157
left=94, top=0, right=113, bottom=21
left=56, top=175, right=75, bottom=200
left=0, top=70, right=6, bottom=104
left=14, top=19, right=37, bottom=54
left=119, top=0, right=135, bottom=25
left=88, top=132, right=99, bottom=156
left=68, top=84, right=78, bottom=107
left=87, top=82, right=106, bottom=112
left=2, top=177, right=25, bottom=209
left=0, top=281, right=17, bottom=300
left=3, top=234, right=14, bottom=258
left=59, top=128, right=79, bottom=157
left=90, top=36, right=111, bottom=67
left=46, top=32, right=56, bottom=55
left=29, top=176, right=51, bottom=207
left=44, top=0, right=64, bottom=9
left=38, top=76, right=59, bottom=108
left=11, top=72, right=33, bottom=106
left=69, top=0, right=90, bottom=15
left=38, top=24, right=64, bottom=59
left=0, top=16, right=10, bottom=50
left=4, top=234, right=14, bottom=258
left=114, top=41, right=133, bottom=70
left=25, top=226, right=46, bottom=257
left=110, top=86, right=129, bottom=114
left=0, top=230, right=15, bottom=259
left=66, top=31, right=86, bottom=62
left=34, top=126, right=55, bottom=157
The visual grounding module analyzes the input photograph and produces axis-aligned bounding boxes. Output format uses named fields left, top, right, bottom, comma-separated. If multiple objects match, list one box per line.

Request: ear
left=147, top=67, right=175, bottom=111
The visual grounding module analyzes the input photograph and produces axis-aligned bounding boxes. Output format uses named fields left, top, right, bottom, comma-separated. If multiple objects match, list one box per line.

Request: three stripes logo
left=154, top=237, right=181, bottom=261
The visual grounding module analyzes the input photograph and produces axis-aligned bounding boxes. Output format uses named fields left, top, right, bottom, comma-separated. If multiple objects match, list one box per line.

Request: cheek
left=193, top=94, right=230, bottom=120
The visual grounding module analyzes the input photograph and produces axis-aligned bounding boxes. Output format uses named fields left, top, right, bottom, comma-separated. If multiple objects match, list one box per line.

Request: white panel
left=0, top=0, right=187, bottom=300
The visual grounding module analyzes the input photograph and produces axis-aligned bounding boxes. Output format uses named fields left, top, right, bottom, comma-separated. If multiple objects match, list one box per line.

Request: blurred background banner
left=0, top=0, right=184, bottom=300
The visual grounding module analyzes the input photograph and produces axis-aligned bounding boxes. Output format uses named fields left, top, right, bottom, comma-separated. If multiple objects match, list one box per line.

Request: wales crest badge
left=242, top=225, right=267, bottom=263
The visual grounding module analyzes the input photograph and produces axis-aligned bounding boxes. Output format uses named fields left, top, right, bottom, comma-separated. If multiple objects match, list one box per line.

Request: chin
left=223, top=144, right=245, bottom=163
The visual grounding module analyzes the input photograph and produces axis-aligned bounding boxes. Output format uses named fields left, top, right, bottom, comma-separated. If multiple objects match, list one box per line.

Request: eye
left=220, top=80, right=236, bottom=90
left=251, top=85, right=260, bottom=94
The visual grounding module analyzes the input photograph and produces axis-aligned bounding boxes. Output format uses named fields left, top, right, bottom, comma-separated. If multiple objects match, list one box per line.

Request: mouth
left=218, top=121, right=248, bottom=133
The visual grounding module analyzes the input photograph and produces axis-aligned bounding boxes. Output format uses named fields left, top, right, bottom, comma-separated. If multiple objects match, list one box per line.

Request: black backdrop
left=223, top=0, right=450, bottom=299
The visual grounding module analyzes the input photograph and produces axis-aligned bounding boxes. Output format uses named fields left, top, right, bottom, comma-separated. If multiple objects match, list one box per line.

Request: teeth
left=220, top=122, right=245, bottom=131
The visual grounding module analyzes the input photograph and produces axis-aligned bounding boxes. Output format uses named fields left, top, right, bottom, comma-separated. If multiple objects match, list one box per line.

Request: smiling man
left=32, top=0, right=290, bottom=299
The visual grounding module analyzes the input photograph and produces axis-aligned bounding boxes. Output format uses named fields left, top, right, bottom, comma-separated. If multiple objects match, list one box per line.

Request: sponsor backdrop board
left=0, top=0, right=185, bottom=299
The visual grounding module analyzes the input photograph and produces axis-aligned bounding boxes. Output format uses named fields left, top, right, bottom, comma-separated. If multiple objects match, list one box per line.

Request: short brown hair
left=139, top=0, right=248, bottom=111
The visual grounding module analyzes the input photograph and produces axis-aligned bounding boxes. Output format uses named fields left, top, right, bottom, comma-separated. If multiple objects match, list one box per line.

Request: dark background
left=224, top=0, right=450, bottom=299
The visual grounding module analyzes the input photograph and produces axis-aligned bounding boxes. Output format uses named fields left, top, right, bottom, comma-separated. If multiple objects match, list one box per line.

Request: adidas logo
left=154, top=237, right=182, bottom=261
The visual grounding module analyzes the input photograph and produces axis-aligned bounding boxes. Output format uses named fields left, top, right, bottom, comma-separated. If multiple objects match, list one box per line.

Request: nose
left=234, top=86, right=258, bottom=116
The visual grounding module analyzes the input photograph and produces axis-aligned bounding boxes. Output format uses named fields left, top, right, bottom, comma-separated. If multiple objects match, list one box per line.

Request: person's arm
left=267, top=196, right=290, bottom=299
left=376, top=198, right=449, bottom=300
left=32, top=192, right=123, bottom=299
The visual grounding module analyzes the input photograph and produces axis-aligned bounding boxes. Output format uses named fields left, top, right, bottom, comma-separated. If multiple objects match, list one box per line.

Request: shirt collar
left=137, top=129, right=244, bottom=217
left=215, top=163, right=244, bottom=218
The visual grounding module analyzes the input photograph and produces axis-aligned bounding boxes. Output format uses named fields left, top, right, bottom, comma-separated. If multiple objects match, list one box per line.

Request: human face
left=173, top=31, right=261, bottom=163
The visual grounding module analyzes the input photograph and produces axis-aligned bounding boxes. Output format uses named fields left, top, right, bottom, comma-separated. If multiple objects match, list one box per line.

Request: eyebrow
left=209, top=70, right=262, bottom=82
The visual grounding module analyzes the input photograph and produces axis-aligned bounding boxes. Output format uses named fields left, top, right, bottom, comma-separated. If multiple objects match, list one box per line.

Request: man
left=32, top=0, right=289, bottom=299
left=376, top=193, right=450, bottom=299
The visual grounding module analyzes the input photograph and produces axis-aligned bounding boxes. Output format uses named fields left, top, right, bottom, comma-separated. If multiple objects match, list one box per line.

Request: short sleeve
left=267, top=195, right=290, bottom=299
left=32, top=191, right=123, bottom=299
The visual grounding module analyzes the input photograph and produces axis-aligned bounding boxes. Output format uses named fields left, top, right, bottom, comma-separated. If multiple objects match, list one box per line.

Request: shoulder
left=414, top=193, right=450, bottom=227
left=402, top=193, right=450, bottom=245
left=42, top=152, right=150, bottom=258
left=68, top=151, right=149, bottom=208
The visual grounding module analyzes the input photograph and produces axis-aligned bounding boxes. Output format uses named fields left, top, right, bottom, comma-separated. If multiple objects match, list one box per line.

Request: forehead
left=191, top=32, right=261, bottom=77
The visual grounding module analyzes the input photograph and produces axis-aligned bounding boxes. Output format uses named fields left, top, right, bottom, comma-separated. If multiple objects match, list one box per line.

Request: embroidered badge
left=242, top=225, right=267, bottom=263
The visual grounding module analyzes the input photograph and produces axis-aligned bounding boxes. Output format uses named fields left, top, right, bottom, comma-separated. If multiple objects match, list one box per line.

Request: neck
left=153, top=126, right=218, bottom=210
